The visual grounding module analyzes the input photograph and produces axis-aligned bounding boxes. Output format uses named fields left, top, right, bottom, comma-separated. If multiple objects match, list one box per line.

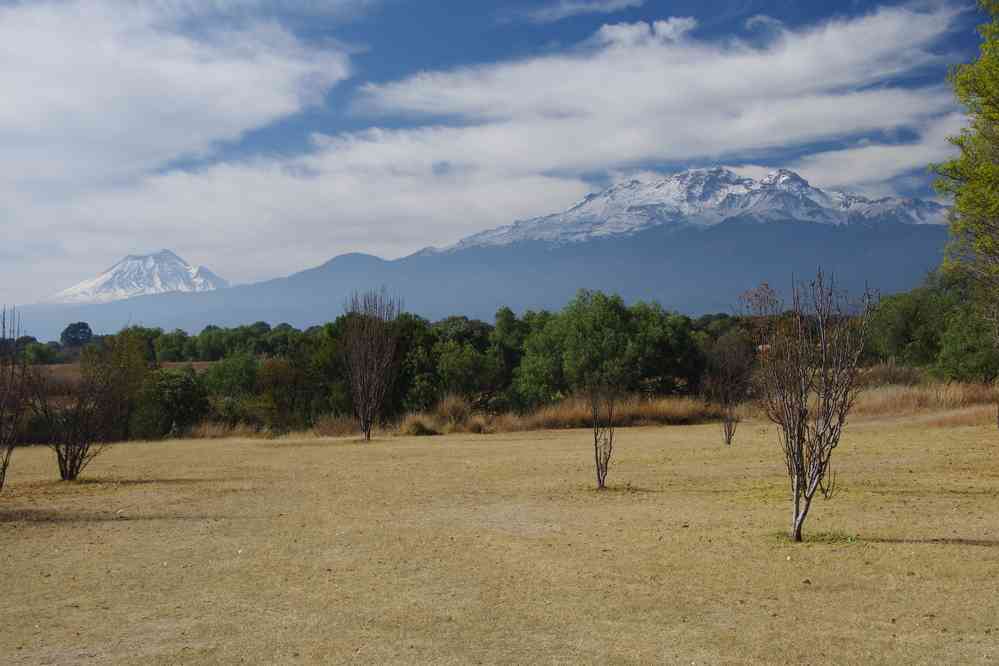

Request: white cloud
left=0, top=0, right=356, bottom=303
left=0, top=1, right=350, bottom=198
left=0, top=3, right=966, bottom=306
left=789, top=113, right=967, bottom=190
left=594, top=17, right=698, bottom=45
left=522, top=0, right=645, bottom=24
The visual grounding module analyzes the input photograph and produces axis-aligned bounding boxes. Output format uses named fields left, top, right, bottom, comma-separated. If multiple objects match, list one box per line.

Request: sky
left=0, top=0, right=984, bottom=304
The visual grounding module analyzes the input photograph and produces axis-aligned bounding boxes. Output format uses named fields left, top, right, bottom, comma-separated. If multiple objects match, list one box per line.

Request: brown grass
left=2, top=416, right=997, bottom=663
left=311, top=414, right=361, bottom=438
left=852, top=382, right=996, bottom=417
left=397, top=394, right=725, bottom=437
left=921, top=405, right=997, bottom=428
left=188, top=422, right=272, bottom=440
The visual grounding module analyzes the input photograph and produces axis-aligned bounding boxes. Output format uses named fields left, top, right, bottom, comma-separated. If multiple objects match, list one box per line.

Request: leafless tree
left=0, top=308, right=29, bottom=492
left=342, top=288, right=402, bottom=441
left=29, top=336, right=136, bottom=481
left=703, top=329, right=755, bottom=445
left=744, top=272, right=874, bottom=542
left=588, top=386, right=618, bottom=490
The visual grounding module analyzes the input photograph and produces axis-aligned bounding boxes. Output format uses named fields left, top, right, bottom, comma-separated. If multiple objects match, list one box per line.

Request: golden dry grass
left=852, top=383, right=996, bottom=418
left=2, top=413, right=998, bottom=664
left=398, top=395, right=724, bottom=437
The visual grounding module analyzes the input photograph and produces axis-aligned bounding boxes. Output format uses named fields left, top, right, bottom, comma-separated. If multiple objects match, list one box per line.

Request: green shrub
left=131, top=368, right=210, bottom=439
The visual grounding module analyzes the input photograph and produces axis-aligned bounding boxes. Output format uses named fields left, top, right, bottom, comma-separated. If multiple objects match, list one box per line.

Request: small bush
left=466, top=414, right=493, bottom=434
left=435, top=394, right=472, bottom=426
left=313, top=414, right=360, bottom=438
left=400, top=413, right=440, bottom=436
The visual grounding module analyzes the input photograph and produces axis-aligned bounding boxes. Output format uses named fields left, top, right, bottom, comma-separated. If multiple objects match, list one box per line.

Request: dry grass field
left=2, top=414, right=998, bottom=664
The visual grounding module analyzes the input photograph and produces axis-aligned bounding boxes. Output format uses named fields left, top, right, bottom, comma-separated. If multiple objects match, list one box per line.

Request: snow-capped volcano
left=49, top=250, right=229, bottom=305
left=444, top=168, right=947, bottom=251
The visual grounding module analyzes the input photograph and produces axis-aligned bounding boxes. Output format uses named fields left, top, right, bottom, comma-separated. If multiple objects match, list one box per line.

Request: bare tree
left=0, top=308, right=28, bottom=492
left=703, top=329, right=755, bottom=445
left=29, top=332, right=142, bottom=481
left=588, top=385, right=618, bottom=490
left=342, top=288, right=402, bottom=441
left=744, top=272, right=874, bottom=542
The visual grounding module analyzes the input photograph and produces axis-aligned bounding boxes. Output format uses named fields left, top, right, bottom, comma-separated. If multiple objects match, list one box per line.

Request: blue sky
left=0, top=0, right=983, bottom=303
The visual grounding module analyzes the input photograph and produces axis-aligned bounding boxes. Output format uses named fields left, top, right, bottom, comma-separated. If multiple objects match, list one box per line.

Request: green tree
left=155, top=329, right=190, bottom=363
left=23, top=342, right=59, bottom=365
left=515, top=314, right=566, bottom=408
left=934, top=2, right=999, bottom=424
left=935, top=1, right=999, bottom=339
left=435, top=339, right=500, bottom=403
left=203, top=353, right=258, bottom=398
left=131, top=368, right=210, bottom=439
left=60, top=322, right=93, bottom=348
left=937, top=306, right=999, bottom=382
left=559, top=290, right=638, bottom=489
left=630, top=302, right=704, bottom=394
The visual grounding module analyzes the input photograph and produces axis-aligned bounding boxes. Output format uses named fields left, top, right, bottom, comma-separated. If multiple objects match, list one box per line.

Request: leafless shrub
left=0, top=308, right=29, bottom=492
left=29, top=331, right=147, bottom=481
left=744, top=272, right=874, bottom=542
left=30, top=366, right=117, bottom=481
left=343, top=288, right=402, bottom=441
left=586, top=386, right=618, bottom=490
left=703, top=329, right=755, bottom=445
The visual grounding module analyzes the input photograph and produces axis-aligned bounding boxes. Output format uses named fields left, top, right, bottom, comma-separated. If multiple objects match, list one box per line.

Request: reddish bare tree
left=342, top=288, right=402, bottom=441
left=703, top=329, right=755, bottom=445
left=744, top=272, right=874, bottom=542
left=0, top=308, right=29, bottom=492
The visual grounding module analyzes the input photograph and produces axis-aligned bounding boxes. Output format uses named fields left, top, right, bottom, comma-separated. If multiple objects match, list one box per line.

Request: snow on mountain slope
left=49, top=250, right=229, bottom=305
left=442, top=168, right=948, bottom=251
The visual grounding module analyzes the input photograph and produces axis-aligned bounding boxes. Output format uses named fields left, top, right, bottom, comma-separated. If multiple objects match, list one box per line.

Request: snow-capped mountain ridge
left=49, top=250, right=229, bottom=305
left=444, top=168, right=947, bottom=251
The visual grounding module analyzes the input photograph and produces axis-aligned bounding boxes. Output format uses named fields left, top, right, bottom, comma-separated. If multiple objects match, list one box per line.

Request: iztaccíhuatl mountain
left=49, top=250, right=229, bottom=305
left=22, top=168, right=948, bottom=341
left=439, top=168, right=945, bottom=250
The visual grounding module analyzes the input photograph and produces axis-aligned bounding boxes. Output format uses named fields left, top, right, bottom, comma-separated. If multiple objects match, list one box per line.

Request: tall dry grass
left=188, top=422, right=275, bottom=440
left=852, top=383, right=996, bottom=417
left=391, top=383, right=998, bottom=438
left=395, top=394, right=724, bottom=436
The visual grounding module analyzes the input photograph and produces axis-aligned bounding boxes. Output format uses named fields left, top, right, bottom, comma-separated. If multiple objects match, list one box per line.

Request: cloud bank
left=0, top=2, right=965, bottom=306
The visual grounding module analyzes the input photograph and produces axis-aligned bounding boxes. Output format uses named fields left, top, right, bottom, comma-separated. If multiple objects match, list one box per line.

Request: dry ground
left=1, top=417, right=998, bottom=664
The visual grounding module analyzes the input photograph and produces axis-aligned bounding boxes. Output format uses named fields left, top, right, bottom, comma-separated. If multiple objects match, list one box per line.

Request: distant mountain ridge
left=440, top=168, right=946, bottom=251
left=49, top=250, right=228, bottom=305
left=21, top=167, right=949, bottom=341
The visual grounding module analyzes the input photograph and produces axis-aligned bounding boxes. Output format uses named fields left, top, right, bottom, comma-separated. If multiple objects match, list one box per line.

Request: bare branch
left=745, top=270, right=874, bottom=541
left=342, top=288, right=402, bottom=441
left=0, top=307, right=29, bottom=492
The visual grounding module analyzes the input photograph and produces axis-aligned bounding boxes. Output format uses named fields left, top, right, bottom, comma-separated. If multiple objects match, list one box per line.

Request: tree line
left=16, top=294, right=728, bottom=430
